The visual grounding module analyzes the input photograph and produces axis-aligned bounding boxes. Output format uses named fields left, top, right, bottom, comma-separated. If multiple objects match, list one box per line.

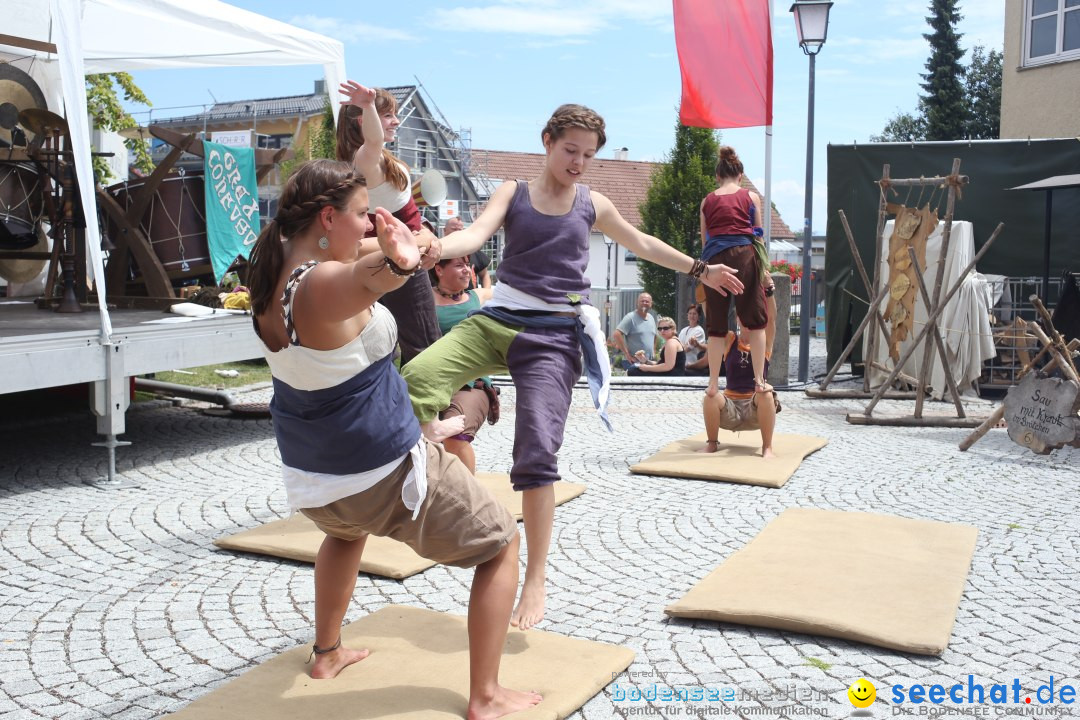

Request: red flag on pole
left=673, top=0, right=773, bottom=129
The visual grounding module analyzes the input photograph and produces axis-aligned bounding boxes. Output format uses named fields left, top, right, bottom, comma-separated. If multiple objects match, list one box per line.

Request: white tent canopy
left=2, top=0, right=346, bottom=337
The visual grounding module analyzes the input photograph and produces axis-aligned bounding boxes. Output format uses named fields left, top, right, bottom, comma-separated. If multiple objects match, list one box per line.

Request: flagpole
left=763, top=0, right=774, bottom=251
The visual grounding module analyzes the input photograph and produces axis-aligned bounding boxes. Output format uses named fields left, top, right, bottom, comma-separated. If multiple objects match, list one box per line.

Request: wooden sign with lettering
left=1003, top=374, right=1080, bottom=454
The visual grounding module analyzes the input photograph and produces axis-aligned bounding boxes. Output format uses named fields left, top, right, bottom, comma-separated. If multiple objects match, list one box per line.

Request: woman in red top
left=699, top=146, right=770, bottom=397
left=336, top=81, right=441, bottom=367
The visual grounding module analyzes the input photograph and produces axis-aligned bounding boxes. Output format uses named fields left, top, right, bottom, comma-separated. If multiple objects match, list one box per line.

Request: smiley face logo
left=848, top=678, right=876, bottom=708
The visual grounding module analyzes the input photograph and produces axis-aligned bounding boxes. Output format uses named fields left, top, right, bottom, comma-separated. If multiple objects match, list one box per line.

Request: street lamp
left=790, top=0, right=833, bottom=383
left=604, top=234, right=614, bottom=338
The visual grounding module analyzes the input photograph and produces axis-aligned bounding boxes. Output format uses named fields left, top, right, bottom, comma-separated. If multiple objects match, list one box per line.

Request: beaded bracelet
left=384, top=256, right=420, bottom=277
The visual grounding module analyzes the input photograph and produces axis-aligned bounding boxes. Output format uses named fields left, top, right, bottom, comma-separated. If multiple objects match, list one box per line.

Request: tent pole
left=1043, top=190, right=1053, bottom=301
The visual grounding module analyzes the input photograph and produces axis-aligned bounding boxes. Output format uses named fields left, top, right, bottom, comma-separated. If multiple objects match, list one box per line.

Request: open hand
left=702, top=263, right=744, bottom=297
left=339, top=80, right=376, bottom=108
left=374, top=208, right=421, bottom=273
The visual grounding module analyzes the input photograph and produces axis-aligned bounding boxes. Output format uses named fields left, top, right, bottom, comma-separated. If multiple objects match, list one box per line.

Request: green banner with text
left=203, top=140, right=260, bottom=283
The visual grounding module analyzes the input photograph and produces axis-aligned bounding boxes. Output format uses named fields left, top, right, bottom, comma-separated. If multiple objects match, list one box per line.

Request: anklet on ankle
left=307, top=635, right=341, bottom=663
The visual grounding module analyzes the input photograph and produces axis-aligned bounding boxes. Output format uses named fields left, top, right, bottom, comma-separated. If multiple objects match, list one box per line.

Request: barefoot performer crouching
left=248, top=159, right=541, bottom=719
left=402, top=104, right=745, bottom=631
left=699, top=312, right=781, bottom=459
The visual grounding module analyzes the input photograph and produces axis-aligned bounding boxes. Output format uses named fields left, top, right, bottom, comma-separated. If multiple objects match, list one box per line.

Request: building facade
left=149, top=81, right=480, bottom=226
left=1001, top=0, right=1080, bottom=139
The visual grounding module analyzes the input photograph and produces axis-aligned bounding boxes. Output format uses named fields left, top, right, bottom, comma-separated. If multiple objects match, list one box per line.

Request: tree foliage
left=872, top=0, right=1007, bottom=143
left=281, top=97, right=336, bottom=181
left=964, top=46, right=1002, bottom=140
left=85, top=73, right=153, bottom=182
left=921, top=0, right=967, bottom=140
left=637, top=116, right=719, bottom=319
left=870, top=110, right=928, bottom=143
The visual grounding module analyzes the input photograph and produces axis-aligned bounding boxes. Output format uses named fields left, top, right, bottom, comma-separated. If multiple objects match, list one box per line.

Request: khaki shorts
left=719, top=395, right=761, bottom=431
left=299, top=441, right=516, bottom=568
left=440, top=385, right=490, bottom=438
left=718, top=392, right=781, bottom=432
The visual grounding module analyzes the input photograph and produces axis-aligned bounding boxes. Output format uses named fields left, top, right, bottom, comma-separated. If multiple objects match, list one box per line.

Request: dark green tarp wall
left=825, top=139, right=1080, bottom=369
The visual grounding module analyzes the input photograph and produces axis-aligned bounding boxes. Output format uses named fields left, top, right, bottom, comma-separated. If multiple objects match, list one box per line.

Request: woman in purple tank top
left=403, top=104, right=746, bottom=632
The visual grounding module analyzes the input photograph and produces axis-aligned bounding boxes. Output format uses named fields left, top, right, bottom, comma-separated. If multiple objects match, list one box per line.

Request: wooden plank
left=846, top=413, right=987, bottom=428
left=0, top=33, right=57, bottom=54
left=96, top=189, right=174, bottom=298
left=805, top=389, right=919, bottom=400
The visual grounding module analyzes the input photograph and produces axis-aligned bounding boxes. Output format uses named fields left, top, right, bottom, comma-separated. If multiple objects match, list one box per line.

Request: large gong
left=0, top=63, right=51, bottom=284
left=0, top=63, right=49, bottom=147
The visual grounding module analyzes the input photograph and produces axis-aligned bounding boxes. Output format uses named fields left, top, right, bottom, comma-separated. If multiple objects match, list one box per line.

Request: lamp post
left=790, top=0, right=832, bottom=383
left=604, top=234, right=614, bottom=338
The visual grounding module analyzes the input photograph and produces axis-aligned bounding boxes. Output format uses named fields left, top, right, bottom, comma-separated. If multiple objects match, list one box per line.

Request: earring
left=318, top=236, right=329, bottom=250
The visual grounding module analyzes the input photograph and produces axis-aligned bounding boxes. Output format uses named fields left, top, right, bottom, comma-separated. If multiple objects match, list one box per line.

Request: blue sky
left=126, top=0, right=1006, bottom=235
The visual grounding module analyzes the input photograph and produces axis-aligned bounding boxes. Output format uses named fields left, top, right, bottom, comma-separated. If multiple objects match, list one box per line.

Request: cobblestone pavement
left=1, top=338, right=1078, bottom=720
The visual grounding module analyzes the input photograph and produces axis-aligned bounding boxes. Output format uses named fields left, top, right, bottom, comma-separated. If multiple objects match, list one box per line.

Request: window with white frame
left=1025, top=0, right=1080, bottom=66
left=415, top=138, right=431, bottom=171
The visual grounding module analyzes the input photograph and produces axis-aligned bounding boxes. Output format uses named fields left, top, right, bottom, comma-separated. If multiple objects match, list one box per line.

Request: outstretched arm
left=338, top=80, right=386, bottom=187
left=440, top=180, right=516, bottom=258
left=303, top=208, right=429, bottom=323
left=592, top=192, right=744, bottom=297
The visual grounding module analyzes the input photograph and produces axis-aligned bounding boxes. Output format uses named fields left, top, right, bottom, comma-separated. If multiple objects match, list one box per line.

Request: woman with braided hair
left=336, top=80, right=442, bottom=367
left=248, top=159, right=541, bottom=719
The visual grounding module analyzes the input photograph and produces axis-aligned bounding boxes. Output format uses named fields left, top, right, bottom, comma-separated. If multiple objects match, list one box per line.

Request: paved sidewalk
left=1, top=338, right=1078, bottom=720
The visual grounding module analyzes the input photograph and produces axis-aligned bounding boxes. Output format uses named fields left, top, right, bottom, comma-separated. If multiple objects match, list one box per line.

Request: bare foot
left=762, top=447, right=776, bottom=459
left=467, top=686, right=543, bottom=720
left=421, top=415, right=466, bottom=443
left=696, top=441, right=719, bottom=454
left=310, top=645, right=370, bottom=679
left=510, top=581, right=545, bottom=631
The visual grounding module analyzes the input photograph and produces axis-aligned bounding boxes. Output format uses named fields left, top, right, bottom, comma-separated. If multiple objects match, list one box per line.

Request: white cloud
left=829, top=36, right=929, bottom=64
left=431, top=5, right=608, bottom=36
left=431, top=0, right=670, bottom=37
left=288, top=14, right=416, bottom=43
left=523, top=38, right=590, bottom=49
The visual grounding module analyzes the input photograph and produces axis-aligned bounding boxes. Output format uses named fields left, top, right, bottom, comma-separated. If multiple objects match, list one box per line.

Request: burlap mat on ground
left=665, top=508, right=978, bottom=655
left=630, top=431, right=827, bottom=488
left=167, top=605, right=634, bottom=719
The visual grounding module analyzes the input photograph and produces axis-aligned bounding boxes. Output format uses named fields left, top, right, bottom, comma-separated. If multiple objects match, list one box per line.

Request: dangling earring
left=318, top=236, right=329, bottom=250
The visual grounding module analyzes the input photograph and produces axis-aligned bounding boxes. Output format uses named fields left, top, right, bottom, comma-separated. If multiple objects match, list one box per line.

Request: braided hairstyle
left=248, top=159, right=367, bottom=316
left=541, top=104, right=607, bottom=150
left=335, top=88, right=409, bottom=191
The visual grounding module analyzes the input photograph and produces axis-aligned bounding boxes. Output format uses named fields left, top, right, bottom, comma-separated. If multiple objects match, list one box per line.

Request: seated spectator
left=628, top=316, right=686, bottom=376
left=679, top=304, right=709, bottom=375
left=443, top=217, right=491, bottom=290
left=613, top=292, right=657, bottom=367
